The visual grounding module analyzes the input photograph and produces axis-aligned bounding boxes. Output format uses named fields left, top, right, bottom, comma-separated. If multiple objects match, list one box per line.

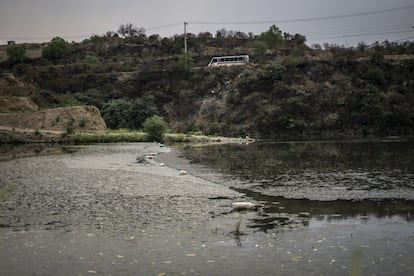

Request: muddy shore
left=0, top=143, right=255, bottom=275
left=0, top=143, right=243, bottom=233
left=1, top=143, right=413, bottom=275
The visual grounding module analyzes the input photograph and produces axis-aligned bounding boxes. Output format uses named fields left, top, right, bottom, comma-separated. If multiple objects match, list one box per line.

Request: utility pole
left=184, top=21, right=188, bottom=69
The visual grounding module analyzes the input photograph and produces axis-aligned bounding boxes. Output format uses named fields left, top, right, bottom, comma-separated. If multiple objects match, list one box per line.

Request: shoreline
left=0, top=126, right=256, bottom=144
left=1, top=126, right=413, bottom=145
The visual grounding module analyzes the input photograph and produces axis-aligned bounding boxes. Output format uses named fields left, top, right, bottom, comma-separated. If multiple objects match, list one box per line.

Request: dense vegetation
left=1, top=24, right=414, bottom=139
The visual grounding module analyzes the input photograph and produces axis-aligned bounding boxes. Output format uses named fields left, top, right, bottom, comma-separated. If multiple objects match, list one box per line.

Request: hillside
left=0, top=71, right=106, bottom=137
left=1, top=27, right=414, bottom=139
left=0, top=105, right=106, bottom=132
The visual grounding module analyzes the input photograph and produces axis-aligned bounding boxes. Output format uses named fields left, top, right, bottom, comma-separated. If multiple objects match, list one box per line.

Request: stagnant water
left=177, top=140, right=414, bottom=274
left=0, top=141, right=413, bottom=275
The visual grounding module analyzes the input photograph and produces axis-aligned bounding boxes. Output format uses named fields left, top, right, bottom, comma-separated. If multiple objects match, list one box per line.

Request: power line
left=146, top=22, right=182, bottom=31
left=393, top=35, right=414, bottom=42
left=1, top=5, right=413, bottom=42
left=309, top=29, right=414, bottom=40
left=0, top=34, right=92, bottom=40
left=0, top=24, right=183, bottom=41
left=304, top=24, right=413, bottom=36
left=189, top=5, right=414, bottom=25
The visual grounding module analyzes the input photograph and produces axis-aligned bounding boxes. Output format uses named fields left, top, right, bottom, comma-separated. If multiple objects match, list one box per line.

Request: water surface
left=177, top=140, right=414, bottom=274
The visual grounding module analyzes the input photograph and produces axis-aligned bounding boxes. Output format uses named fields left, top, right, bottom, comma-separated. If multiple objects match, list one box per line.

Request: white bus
left=207, top=55, right=249, bottom=67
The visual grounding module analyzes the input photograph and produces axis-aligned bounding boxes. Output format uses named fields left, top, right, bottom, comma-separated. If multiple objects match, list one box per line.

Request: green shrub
left=143, top=115, right=169, bottom=142
left=42, top=37, right=73, bottom=60
left=66, top=118, right=75, bottom=134
left=84, top=55, right=100, bottom=64
left=79, top=118, right=86, bottom=128
left=364, top=66, right=385, bottom=85
left=56, top=94, right=82, bottom=107
left=7, top=45, right=26, bottom=65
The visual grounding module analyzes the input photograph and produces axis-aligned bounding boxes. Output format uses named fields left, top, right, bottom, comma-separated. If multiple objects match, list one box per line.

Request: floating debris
left=291, top=256, right=303, bottom=262
left=232, top=201, right=256, bottom=211
left=179, top=170, right=188, bottom=175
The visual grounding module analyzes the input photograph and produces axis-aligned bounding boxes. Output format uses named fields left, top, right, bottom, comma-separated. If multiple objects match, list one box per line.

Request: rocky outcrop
left=0, top=96, right=38, bottom=112
left=0, top=105, right=107, bottom=133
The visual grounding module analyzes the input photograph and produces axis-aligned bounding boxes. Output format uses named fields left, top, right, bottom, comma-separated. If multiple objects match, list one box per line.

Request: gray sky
left=1, top=0, right=413, bottom=46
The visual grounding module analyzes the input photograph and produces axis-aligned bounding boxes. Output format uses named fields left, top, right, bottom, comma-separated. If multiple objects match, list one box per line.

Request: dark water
left=181, top=140, right=414, bottom=197
left=176, top=141, right=414, bottom=274
left=180, top=140, right=414, bottom=233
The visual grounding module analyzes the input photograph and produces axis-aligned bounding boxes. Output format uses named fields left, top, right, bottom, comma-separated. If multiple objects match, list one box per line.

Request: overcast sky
left=1, top=0, right=413, bottom=46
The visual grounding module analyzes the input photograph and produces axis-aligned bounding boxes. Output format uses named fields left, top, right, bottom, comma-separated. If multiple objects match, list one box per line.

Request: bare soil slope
left=0, top=73, right=106, bottom=136
left=0, top=96, right=38, bottom=112
left=0, top=105, right=107, bottom=132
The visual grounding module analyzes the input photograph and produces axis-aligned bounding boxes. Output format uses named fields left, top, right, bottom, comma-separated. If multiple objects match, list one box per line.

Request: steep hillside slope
left=1, top=30, right=413, bottom=139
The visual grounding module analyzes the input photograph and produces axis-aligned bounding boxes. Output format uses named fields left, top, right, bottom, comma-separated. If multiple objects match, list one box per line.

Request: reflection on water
left=0, top=144, right=77, bottom=162
left=181, top=141, right=414, bottom=231
left=234, top=187, right=414, bottom=220
left=183, top=141, right=414, bottom=186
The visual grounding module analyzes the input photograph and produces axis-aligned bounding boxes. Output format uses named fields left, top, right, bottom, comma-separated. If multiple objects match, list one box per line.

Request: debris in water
left=232, top=201, right=256, bottom=211
left=179, top=170, right=188, bottom=175
left=291, top=256, right=302, bottom=262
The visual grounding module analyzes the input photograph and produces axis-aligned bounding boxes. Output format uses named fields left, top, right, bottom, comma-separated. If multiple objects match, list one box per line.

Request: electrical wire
left=146, top=22, right=182, bottom=31
left=1, top=5, right=413, bottom=42
left=303, top=24, right=413, bottom=36
left=188, top=5, right=414, bottom=25
left=308, top=29, right=414, bottom=40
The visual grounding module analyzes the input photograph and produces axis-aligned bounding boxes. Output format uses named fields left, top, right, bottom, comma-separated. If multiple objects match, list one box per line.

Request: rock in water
left=232, top=201, right=256, bottom=211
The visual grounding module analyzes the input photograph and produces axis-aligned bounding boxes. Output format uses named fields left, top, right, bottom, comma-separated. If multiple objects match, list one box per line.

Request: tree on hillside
left=257, top=25, right=284, bottom=48
left=178, top=51, right=194, bottom=72
left=42, top=37, right=73, bottom=60
left=129, top=95, right=159, bottom=129
left=102, top=99, right=132, bottom=129
left=290, top=34, right=307, bottom=46
left=117, top=23, right=145, bottom=38
left=7, top=45, right=26, bottom=65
